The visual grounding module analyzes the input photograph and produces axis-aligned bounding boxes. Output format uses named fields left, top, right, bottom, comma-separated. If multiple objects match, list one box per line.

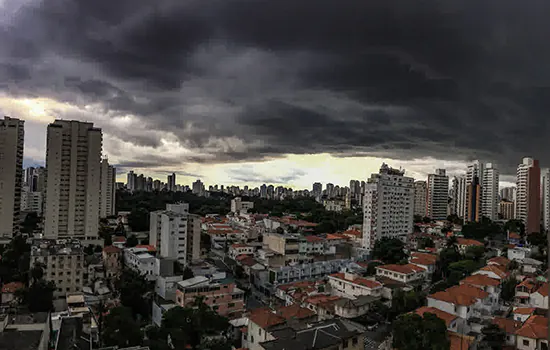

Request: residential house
left=302, top=294, right=343, bottom=320
left=508, top=246, right=532, bottom=261
left=414, top=306, right=463, bottom=333
left=327, top=272, right=383, bottom=299
left=516, top=279, right=539, bottom=306
left=408, top=252, right=438, bottom=275
left=529, top=283, right=548, bottom=309
left=456, top=238, right=484, bottom=254
left=520, top=258, right=544, bottom=275
left=493, top=317, right=523, bottom=348
left=334, top=295, right=380, bottom=318
left=487, top=256, right=510, bottom=270
left=341, top=229, right=362, bottom=244
left=513, top=307, right=537, bottom=322
left=229, top=244, right=255, bottom=260
left=448, top=332, right=475, bottom=350
left=515, top=315, right=548, bottom=350
left=375, top=264, right=426, bottom=284
left=427, top=284, right=491, bottom=320
left=299, top=236, right=327, bottom=256
left=1, top=282, right=24, bottom=304
left=473, top=265, right=508, bottom=280
left=459, top=274, right=501, bottom=304
left=102, top=246, right=122, bottom=279
left=275, top=280, right=325, bottom=306
left=124, top=247, right=156, bottom=280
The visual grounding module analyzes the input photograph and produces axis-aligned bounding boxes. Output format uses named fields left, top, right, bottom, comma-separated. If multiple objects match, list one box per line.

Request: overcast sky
left=1, top=0, right=548, bottom=188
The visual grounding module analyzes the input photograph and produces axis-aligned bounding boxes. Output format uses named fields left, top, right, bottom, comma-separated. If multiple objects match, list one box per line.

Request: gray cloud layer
left=1, top=0, right=550, bottom=175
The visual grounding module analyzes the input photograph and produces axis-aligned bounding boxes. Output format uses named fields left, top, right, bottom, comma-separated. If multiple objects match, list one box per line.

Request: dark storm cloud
left=228, top=167, right=307, bottom=185
left=1, top=0, right=550, bottom=174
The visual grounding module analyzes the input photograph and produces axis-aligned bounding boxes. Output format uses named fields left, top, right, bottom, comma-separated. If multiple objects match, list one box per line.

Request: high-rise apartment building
left=0, top=117, right=24, bottom=238
left=541, top=169, right=550, bottom=232
left=500, top=187, right=516, bottom=202
left=312, top=182, right=322, bottom=199
left=427, top=169, right=449, bottom=220
left=326, top=183, right=335, bottom=198
left=516, top=157, right=541, bottom=234
left=149, top=203, right=201, bottom=265
left=362, top=164, right=414, bottom=252
left=413, top=181, right=427, bottom=217
left=167, top=173, right=176, bottom=192
left=454, top=176, right=467, bottom=219
left=499, top=200, right=515, bottom=221
left=192, top=179, right=205, bottom=196
left=465, top=175, right=481, bottom=222
left=481, top=163, right=499, bottom=221
left=99, top=159, right=116, bottom=218
left=44, top=120, right=102, bottom=243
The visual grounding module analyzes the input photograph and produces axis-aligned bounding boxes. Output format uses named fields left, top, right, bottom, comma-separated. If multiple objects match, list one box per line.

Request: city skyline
left=1, top=1, right=549, bottom=190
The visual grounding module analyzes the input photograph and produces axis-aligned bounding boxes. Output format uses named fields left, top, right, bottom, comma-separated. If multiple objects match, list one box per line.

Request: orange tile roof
left=492, top=317, right=522, bottom=334
left=429, top=284, right=489, bottom=306
left=135, top=244, right=156, bottom=252
left=326, top=233, right=348, bottom=240
left=456, top=238, right=484, bottom=247
left=277, top=280, right=316, bottom=291
left=342, top=229, right=362, bottom=237
left=248, top=308, right=286, bottom=329
left=304, top=235, right=324, bottom=242
left=478, top=265, right=508, bottom=279
left=113, top=236, right=126, bottom=242
left=231, top=244, right=250, bottom=248
left=414, top=306, right=457, bottom=327
left=460, top=274, right=500, bottom=287
left=517, top=278, right=537, bottom=291
left=448, top=331, right=474, bottom=350
left=276, top=304, right=316, bottom=320
left=410, top=257, right=437, bottom=266
left=509, top=232, right=520, bottom=239
left=513, top=307, right=536, bottom=315
left=534, top=282, right=548, bottom=297
left=304, top=294, right=342, bottom=305
left=377, top=264, right=426, bottom=274
left=1, top=282, right=24, bottom=293
left=103, top=245, right=121, bottom=253
left=329, top=273, right=382, bottom=289
left=515, top=315, right=548, bottom=339
left=411, top=252, right=438, bottom=263
left=488, top=256, right=510, bottom=267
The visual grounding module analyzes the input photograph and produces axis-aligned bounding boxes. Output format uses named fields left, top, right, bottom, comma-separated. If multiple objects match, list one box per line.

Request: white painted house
left=328, top=272, right=383, bottom=299
left=375, top=264, right=426, bottom=283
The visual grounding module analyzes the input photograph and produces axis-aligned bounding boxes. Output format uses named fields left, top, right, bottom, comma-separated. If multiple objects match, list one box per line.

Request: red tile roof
left=428, top=284, right=489, bottom=306
left=326, top=233, right=347, bottom=240
left=534, top=282, right=548, bottom=297
left=460, top=274, right=500, bottom=287
left=135, top=245, right=156, bottom=252
left=488, top=256, right=510, bottom=267
left=477, top=265, right=508, bottom=279
left=1, top=282, right=24, bottom=293
left=248, top=308, right=286, bottom=329
left=276, top=304, right=316, bottom=320
left=113, top=236, right=126, bottom=242
left=509, top=232, right=520, bottom=239
left=414, top=306, right=457, bottom=327
left=517, top=278, right=537, bottom=291
left=304, top=235, right=324, bottom=242
left=456, top=238, right=483, bottom=246
left=411, top=252, right=438, bottom=264
left=492, top=317, right=522, bottom=334
left=329, top=273, right=382, bottom=289
left=448, top=331, right=474, bottom=350
left=103, top=245, right=121, bottom=253
left=377, top=263, right=426, bottom=275
left=515, top=315, right=548, bottom=339
left=341, top=229, right=361, bottom=237
left=513, top=307, right=536, bottom=315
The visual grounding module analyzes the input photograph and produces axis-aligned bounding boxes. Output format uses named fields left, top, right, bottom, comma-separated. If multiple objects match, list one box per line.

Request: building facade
left=362, top=164, right=414, bottom=252
left=44, top=120, right=102, bottom=243
left=500, top=200, right=515, bottom=221
left=0, top=117, right=24, bottom=238
left=543, top=169, right=550, bottom=232
left=427, top=169, right=449, bottom=220
left=516, top=158, right=541, bottom=234
left=413, top=181, right=427, bottom=218
left=149, top=203, right=201, bottom=265
left=481, top=163, right=499, bottom=221
left=99, top=159, right=116, bottom=218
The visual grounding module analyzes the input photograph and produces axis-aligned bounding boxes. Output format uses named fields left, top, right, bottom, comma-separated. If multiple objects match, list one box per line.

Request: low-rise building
left=334, top=295, right=380, bottom=318
left=515, top=315, right=548, bottom=350
left=472, top=265, right=508, bottom=280
left=529, top=283, right=548, bottom=309
left=102, top=246, right=122, bottom=279
left=375, top=264, right=426, bottom=284
left=459, top=274, right=501, bottom=304
left=456, top=238, right=484, bottom=254
left=229, top=244, right=254, bottom=260
left=414, top=306, right=463, bottom=333
left=123, top=247, right=156, bottom=280
left=409, top=252, right=438, bottom=275
left=327, top=272, right=383, bottom=299
left=516, top=279, right=539, bottom=306
left=1, top=282, right=24, bottom=304
left=30, top=239, right=85, bottom=298
left=520, top=258, right=544, bottom=274
left=508, top=246, right=532, bottom=261
left=427, top=284, right=493, bottom=321
left=175, top=274, right=245, bottom=319
left=492, top=317, right=523, bottom=347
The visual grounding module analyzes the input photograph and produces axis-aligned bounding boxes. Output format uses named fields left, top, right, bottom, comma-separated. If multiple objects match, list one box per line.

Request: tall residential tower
left=427, top=169, right=449, bottom=220
left=516, top=157, right=541, bottom=234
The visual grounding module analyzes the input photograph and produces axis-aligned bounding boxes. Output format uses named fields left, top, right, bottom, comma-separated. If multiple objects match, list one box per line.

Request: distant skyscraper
left=260, top=184, right=267, bottom=198
left=44, top=120, right=102, bottom=242
left=465, top=175, right=482, bottom=223
left=267, top=184, right=274, bottom=199
left=543, top=169, right=550, bottom=232
left=312, top=182, right=322, bottom=199
left=167, top=173, right=176, bottom=192
left=127, top=171, right=136, bottom=192
left=427, top=169, right=449, bottom=220
left=99, top=159, right=116, bottom=218
left=454, top=176, right=467, bottom=219
left=362, top=164, right=414, bottom=252
left=499, top=200, right=515, bottom=221
left=516, top=157, right=541, bottom=234
left=413, top=181, right=427, bottom=217
left=192, top=179, right=205, bottom=196
left=481, top=163, right=499, bottom=221
left=326, top=183, right=334, bottom=198
left=0, top=117, right=24, bottom=238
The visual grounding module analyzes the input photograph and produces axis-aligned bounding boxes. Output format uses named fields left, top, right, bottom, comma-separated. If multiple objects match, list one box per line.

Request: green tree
left=478, top=324, right=506, bottom=350
left=372, top=237, right=407, bottom=264
left=102, top=307, right=143, bottom=348
left=182, top=267, right=194, bottom=280
left=504, top=219, right=525, bottom=236
left=507, top=260, right=519, bottom=271
left=464, top=245, right=485, bottom=261
left=392, top=313, right=449, bottom=350
left=448, top=260, right=480, bottom=279
left=500, top=278, right=518, bottom=302
left=126, top=234, right=139, bottom=248
left=462, top=218, right=501, bottom=240
left=418, top=237, right=435, bottom=249
left=447, top=214, right=463, bottom=225
left=365, top=261, right=384, bottom=276
left=390, top=289, right=425, bottom=319
left=128, top=208, right=150, bottom=231
left=104, top=233, right=113, bottom=247
left=414, top=215, right=423, bottom=223
left=28, top=279, right=55, bottom=312
left=84, top=244, right=95, bottom=255
left=116, top=268, right=152, bottom=319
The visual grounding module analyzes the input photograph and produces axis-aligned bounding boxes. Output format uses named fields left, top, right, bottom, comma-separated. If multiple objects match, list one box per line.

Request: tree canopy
left=372, top=237, right=407, bottom=264
left=0, top=235, right=31, bottom=283
left=392, top=313, right=450, bottom=350
left=478, top=324, right=506, bottom=350
left=115, top=268, right=152, bottom=319
left=500, top=278, right=518, bottom=302
left=102, top=306, right=143, bottom=348
left=462, top=218, right=501, bottom=240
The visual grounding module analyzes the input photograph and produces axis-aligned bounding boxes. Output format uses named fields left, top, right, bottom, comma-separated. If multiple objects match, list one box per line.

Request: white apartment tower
left=99, top=158, right=116, bottom=218
left=0, top=117, right=24, bottom=238
left=542, top=169, right=550, bottom=232
left=454, top=176, right=467, bottom=219
left=149, top=203, right=201, bottom=265
left=427, top=169, right=449, bottom=220
left=481, top=163, right=499, bottom=221
left=413, top=181, right=427, bottom=217
left=44, top=120, right=102, bottom=242
left=362, top=164, right=414, bottom=252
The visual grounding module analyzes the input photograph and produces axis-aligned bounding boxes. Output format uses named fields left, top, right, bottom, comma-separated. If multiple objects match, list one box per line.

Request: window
left=523, top=340, right=529, bottom=346
left=352, top=337, right=358, bottom=346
